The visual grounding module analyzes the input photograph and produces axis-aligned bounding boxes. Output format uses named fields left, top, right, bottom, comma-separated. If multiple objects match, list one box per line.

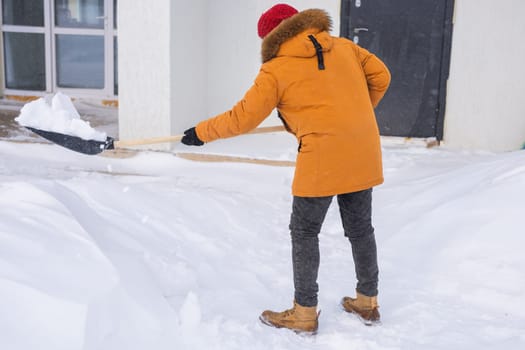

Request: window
left=3, top=32, right=46, bottom=90
left=2, top=0, right=44, bottom=26
left=1, top=0, right=118, bottom=97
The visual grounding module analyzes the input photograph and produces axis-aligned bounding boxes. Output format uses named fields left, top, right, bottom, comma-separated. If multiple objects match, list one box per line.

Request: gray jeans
left=290, top=188, right=378, bottom=307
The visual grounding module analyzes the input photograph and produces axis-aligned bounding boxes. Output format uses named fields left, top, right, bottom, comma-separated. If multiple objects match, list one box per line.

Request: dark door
left=340, top=0, right=454, bottom=139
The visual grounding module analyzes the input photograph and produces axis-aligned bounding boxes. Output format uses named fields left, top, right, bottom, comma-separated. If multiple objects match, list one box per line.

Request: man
left=182, top=4, right=390, bottom=334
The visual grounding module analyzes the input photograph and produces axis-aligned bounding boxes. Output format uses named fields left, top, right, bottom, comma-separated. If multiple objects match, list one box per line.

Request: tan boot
left=341, top=291, right=380, bottom=325
left=259, top=301, right=319, bottom=334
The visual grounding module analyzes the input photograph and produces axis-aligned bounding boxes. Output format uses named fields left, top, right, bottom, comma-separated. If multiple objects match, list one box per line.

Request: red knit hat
left=257, top=4, right=299, bottom=38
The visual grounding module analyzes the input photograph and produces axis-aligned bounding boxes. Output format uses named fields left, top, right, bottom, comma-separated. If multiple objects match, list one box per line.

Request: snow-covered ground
left=0, top=131, right=524, bottom=350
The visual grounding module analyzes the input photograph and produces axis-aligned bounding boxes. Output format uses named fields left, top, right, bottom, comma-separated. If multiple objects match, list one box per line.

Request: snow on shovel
left=16, top=93, right=284, bottom=155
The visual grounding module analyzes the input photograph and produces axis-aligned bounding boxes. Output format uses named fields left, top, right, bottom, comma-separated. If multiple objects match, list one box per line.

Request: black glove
left=181, top=127, right=204, bottom=146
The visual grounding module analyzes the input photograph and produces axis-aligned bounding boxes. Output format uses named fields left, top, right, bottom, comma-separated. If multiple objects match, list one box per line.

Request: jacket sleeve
left=195, top=66, right=279, bottom=143
left=356, top=46, right=391, bottom=108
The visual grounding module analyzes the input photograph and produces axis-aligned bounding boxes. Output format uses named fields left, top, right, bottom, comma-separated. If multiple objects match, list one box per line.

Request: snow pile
left=0, top=134, right=524, bottom=350
left=15, top=92, right=107, bottom=141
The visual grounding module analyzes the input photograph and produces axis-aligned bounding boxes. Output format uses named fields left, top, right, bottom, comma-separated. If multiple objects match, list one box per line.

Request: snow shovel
left=25, top=125, right=286, bottom=155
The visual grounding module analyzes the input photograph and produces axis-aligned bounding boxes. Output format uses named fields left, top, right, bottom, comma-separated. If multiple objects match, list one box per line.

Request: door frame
left=435, top=0, right=455, bottom=140
left=0, top=0, right=117, bottom=99
left=339, top=0, right=455, bottom=140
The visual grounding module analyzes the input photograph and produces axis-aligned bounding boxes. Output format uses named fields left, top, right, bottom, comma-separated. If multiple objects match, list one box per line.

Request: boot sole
left=356, top=314, right=381, bottom=327
left=341, top=303, right=381, bottom=326
left=259, top=315, right=318, bottom=335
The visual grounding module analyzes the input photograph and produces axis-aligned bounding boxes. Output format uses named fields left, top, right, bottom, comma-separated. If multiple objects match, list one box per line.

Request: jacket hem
left=292, top=177, right=384, bottom=197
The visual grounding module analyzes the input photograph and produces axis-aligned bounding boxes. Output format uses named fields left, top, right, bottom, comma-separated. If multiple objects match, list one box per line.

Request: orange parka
left=196, top=9, right=391, bottom=197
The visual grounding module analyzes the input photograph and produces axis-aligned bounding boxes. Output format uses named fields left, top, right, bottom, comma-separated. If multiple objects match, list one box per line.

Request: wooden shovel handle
left=113, top=125, right=286, bottom=149
left=114, top=135, right=183, bottom=148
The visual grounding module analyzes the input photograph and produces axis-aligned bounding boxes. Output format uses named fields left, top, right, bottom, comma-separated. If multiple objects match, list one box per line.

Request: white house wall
left=444, top=0, right=525, bottom=151
left=118, top=0, right=208, bottom=150
left=118, top=0, right=173, bottom=148
left=170, top=0, right=208, bottom=136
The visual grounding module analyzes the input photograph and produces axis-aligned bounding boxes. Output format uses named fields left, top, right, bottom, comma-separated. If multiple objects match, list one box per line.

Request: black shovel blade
left=26, top=127, right=115, bottom=155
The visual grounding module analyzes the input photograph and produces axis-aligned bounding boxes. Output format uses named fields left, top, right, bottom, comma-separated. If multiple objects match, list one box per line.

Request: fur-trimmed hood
left=261, top=9, right=333, bottom=63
